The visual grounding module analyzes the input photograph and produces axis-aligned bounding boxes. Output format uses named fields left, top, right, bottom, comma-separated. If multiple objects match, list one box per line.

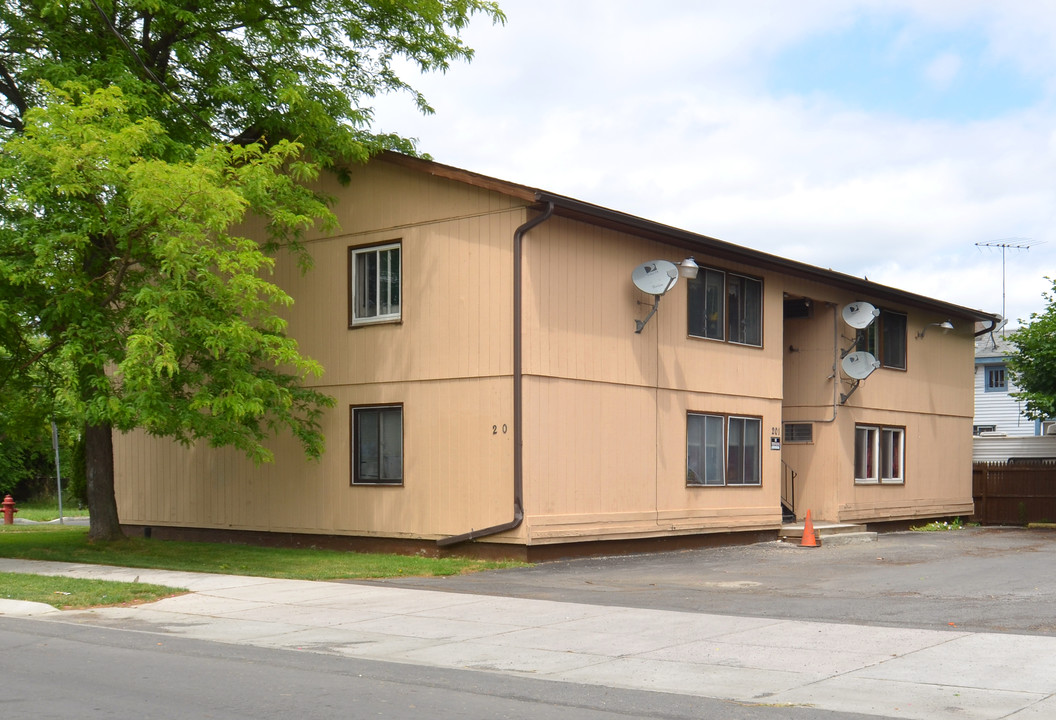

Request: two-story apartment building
left=112, top=153, right=1000, bottom=558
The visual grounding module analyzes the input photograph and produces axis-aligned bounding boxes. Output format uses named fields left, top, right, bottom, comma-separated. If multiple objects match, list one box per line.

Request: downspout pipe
left=974, top=316, right=1002, bottom=337
left=438, top=201, right=555, bottom=547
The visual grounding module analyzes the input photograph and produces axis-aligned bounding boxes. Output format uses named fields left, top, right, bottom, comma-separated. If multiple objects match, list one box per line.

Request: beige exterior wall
left=519, top=217, right=784, bottom=543
left=113, top=156, right=979, bottom=547
left=117, top=377, right=515, bottom=538
left=115, top=160, right=530, bottom=540
left=780, top=279, right=975, bottom=523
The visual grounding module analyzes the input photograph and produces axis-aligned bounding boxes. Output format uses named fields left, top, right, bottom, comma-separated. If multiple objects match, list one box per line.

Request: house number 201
left=492, top=424, right=508, bottom=435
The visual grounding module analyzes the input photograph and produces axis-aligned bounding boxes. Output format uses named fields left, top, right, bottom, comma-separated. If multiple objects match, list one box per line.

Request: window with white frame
left=985, top=365, right=1007, bottom=392
left=687, top=413, right=762, bottom=486
left=351, top=405, right=403, bottom=485
left=349, top=242, right=401, bottom=326
left=856, top=309, right=907, bottom=370
left=687, top=267, right=762, bottom=347
left=854, top=425, right=904, bottom=484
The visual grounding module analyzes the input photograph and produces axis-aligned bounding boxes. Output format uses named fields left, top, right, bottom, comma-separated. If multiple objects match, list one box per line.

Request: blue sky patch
left=768, top=15, right=1041, bottom=121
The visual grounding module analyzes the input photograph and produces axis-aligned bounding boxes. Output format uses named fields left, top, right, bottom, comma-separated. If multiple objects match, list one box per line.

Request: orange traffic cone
left=800, top=509, right=819, bottom=547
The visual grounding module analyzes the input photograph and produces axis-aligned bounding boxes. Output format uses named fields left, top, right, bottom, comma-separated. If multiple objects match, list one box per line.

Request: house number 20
left=492, top=424, right=508, bottom=435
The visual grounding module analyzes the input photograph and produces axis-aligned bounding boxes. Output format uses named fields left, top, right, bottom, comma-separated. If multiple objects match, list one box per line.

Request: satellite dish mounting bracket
left=635, top=291, right=668, bottom=334
left=631, top=261, right=679, bottom=334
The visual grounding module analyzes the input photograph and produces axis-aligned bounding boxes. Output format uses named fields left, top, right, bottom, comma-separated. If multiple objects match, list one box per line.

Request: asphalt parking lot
left=365, top=527, right=1056, bottom=636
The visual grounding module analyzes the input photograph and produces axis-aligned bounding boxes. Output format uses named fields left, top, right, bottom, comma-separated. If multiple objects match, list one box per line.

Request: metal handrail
left=780, top=459, right=797, bottom=516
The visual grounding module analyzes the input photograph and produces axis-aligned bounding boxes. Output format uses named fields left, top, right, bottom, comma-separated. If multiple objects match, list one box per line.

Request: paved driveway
left=365, top=527, right=1056, bottom=635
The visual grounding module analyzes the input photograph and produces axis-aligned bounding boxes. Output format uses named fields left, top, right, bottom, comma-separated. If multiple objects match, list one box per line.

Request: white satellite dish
left=842, top=301, right=880, bottom=329
left=841, top=351, right=880, bottom=380
left=632, top=260, right=679, bottom=296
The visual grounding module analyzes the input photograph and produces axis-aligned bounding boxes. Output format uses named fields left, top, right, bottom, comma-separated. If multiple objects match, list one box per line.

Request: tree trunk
left=85, top=421, right=124, bottom=541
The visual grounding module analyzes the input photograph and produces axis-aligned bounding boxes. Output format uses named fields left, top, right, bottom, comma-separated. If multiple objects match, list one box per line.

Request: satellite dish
left=842, top=301, right=880, bottom=329
left=841, top=351, right=880, bottom=380
left=632, top=260, right=679, bottom=296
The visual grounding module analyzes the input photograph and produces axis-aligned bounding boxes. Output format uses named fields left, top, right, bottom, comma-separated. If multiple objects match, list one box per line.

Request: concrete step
left=778, top=521, right=877, bottom=545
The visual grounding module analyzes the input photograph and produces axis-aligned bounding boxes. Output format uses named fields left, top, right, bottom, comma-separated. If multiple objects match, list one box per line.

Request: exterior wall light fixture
left=916, top=320, right=954, bottom=339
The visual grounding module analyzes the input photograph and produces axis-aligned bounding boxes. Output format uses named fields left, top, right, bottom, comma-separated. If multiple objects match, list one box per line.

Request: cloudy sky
left=372, top=0, right=1056, bottom=329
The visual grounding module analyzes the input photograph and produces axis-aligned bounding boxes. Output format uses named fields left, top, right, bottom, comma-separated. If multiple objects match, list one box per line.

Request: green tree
left=1, top=84, right=335, bottom=537
left=0, top=1, right=503, bottom=540
left=1008, top=278, right=1056, bottom=422
left=0, top=0, right=501, bottom=157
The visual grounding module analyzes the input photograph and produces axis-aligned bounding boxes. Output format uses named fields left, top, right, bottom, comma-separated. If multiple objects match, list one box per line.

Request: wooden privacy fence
left=972, top=461, right=1056, bottom=525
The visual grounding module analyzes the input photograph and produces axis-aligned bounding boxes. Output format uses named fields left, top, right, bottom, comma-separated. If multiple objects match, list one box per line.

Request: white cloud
left=924, top=52, right=963, bottom=89
left=370, top=0, right=1056, bottom=327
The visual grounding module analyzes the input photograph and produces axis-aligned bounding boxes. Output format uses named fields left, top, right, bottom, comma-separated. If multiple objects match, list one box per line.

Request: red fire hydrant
left=2, top=494, right=16, bottom=524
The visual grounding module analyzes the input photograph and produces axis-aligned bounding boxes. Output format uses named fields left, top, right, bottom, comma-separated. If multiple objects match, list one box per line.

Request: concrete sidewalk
left=2, top=557, right=1054, bottom=720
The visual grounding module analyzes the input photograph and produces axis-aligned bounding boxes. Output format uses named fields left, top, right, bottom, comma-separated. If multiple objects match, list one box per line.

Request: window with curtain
left=349, top=242, right=401, bottom=326
left=687, top=413, right=762, bottom=487
left=688, top=267, right=763, bottom=347
left=352, top=405, right=403, bottom=485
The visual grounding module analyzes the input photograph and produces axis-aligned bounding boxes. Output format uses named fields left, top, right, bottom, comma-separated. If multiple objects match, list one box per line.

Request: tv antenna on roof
left=975, top=238, right=1044, bottom=333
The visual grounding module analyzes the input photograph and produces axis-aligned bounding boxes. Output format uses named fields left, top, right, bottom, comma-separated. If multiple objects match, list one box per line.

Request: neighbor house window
left=687, top=413, right=762, bottom=486
left=973, top=425, right=996, bottom=436
left=985, top=365, right=1007, bottom=392
left=854, top=425, right=904, bottom=484
left=349, top=242, right=401, bottom=326
left=352, top=405, right=403, bottom=485
left=687, top=267, right=762, bottom=347
left=856, top=309, right=907, bottom=369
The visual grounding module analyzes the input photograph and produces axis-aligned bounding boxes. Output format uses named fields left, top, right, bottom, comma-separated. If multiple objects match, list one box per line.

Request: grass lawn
left=0, top=524, right=525, bottom=610
left=0, top=524, right=525, bottom=580
left=1, top=571, right=184, bottom=609
left=7, top=498, right=90, bottom=522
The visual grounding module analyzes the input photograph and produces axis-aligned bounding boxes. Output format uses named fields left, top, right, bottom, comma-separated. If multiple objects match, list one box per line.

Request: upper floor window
left=985, top=365, right=1007, bottom=392
left=856, top=309, right=906, bottom=370
left=687, top=267, right=762, bottom=347
left=349, top=242, right=401, bottom=326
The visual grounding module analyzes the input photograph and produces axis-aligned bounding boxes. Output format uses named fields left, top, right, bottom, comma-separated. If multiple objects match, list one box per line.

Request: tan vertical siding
left=779, top=279, right=976, bottom=522
left=115, top=160, right=527, bottom=541
left=520, top=216, right=785, bottom=541
left=117, top=376, right=516, bottom=538
left=115, top=156, right=979, bottom=545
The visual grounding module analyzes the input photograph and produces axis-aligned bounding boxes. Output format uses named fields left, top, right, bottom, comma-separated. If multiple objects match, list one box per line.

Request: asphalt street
left=0, top=618, right=878, bottom=720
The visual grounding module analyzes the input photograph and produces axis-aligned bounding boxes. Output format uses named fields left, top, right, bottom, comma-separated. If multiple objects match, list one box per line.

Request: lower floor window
left=854, top=425, right=904, bottom=484
left=687, top=413, right=761, bottom=486
left=352, top=405, right=403, bottom=485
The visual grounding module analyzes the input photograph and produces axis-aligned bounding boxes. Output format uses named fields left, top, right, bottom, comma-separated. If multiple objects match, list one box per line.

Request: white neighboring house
left=973, top=332, right=1056, bottom=462
left=973, top=333, right=1038, bottom=437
